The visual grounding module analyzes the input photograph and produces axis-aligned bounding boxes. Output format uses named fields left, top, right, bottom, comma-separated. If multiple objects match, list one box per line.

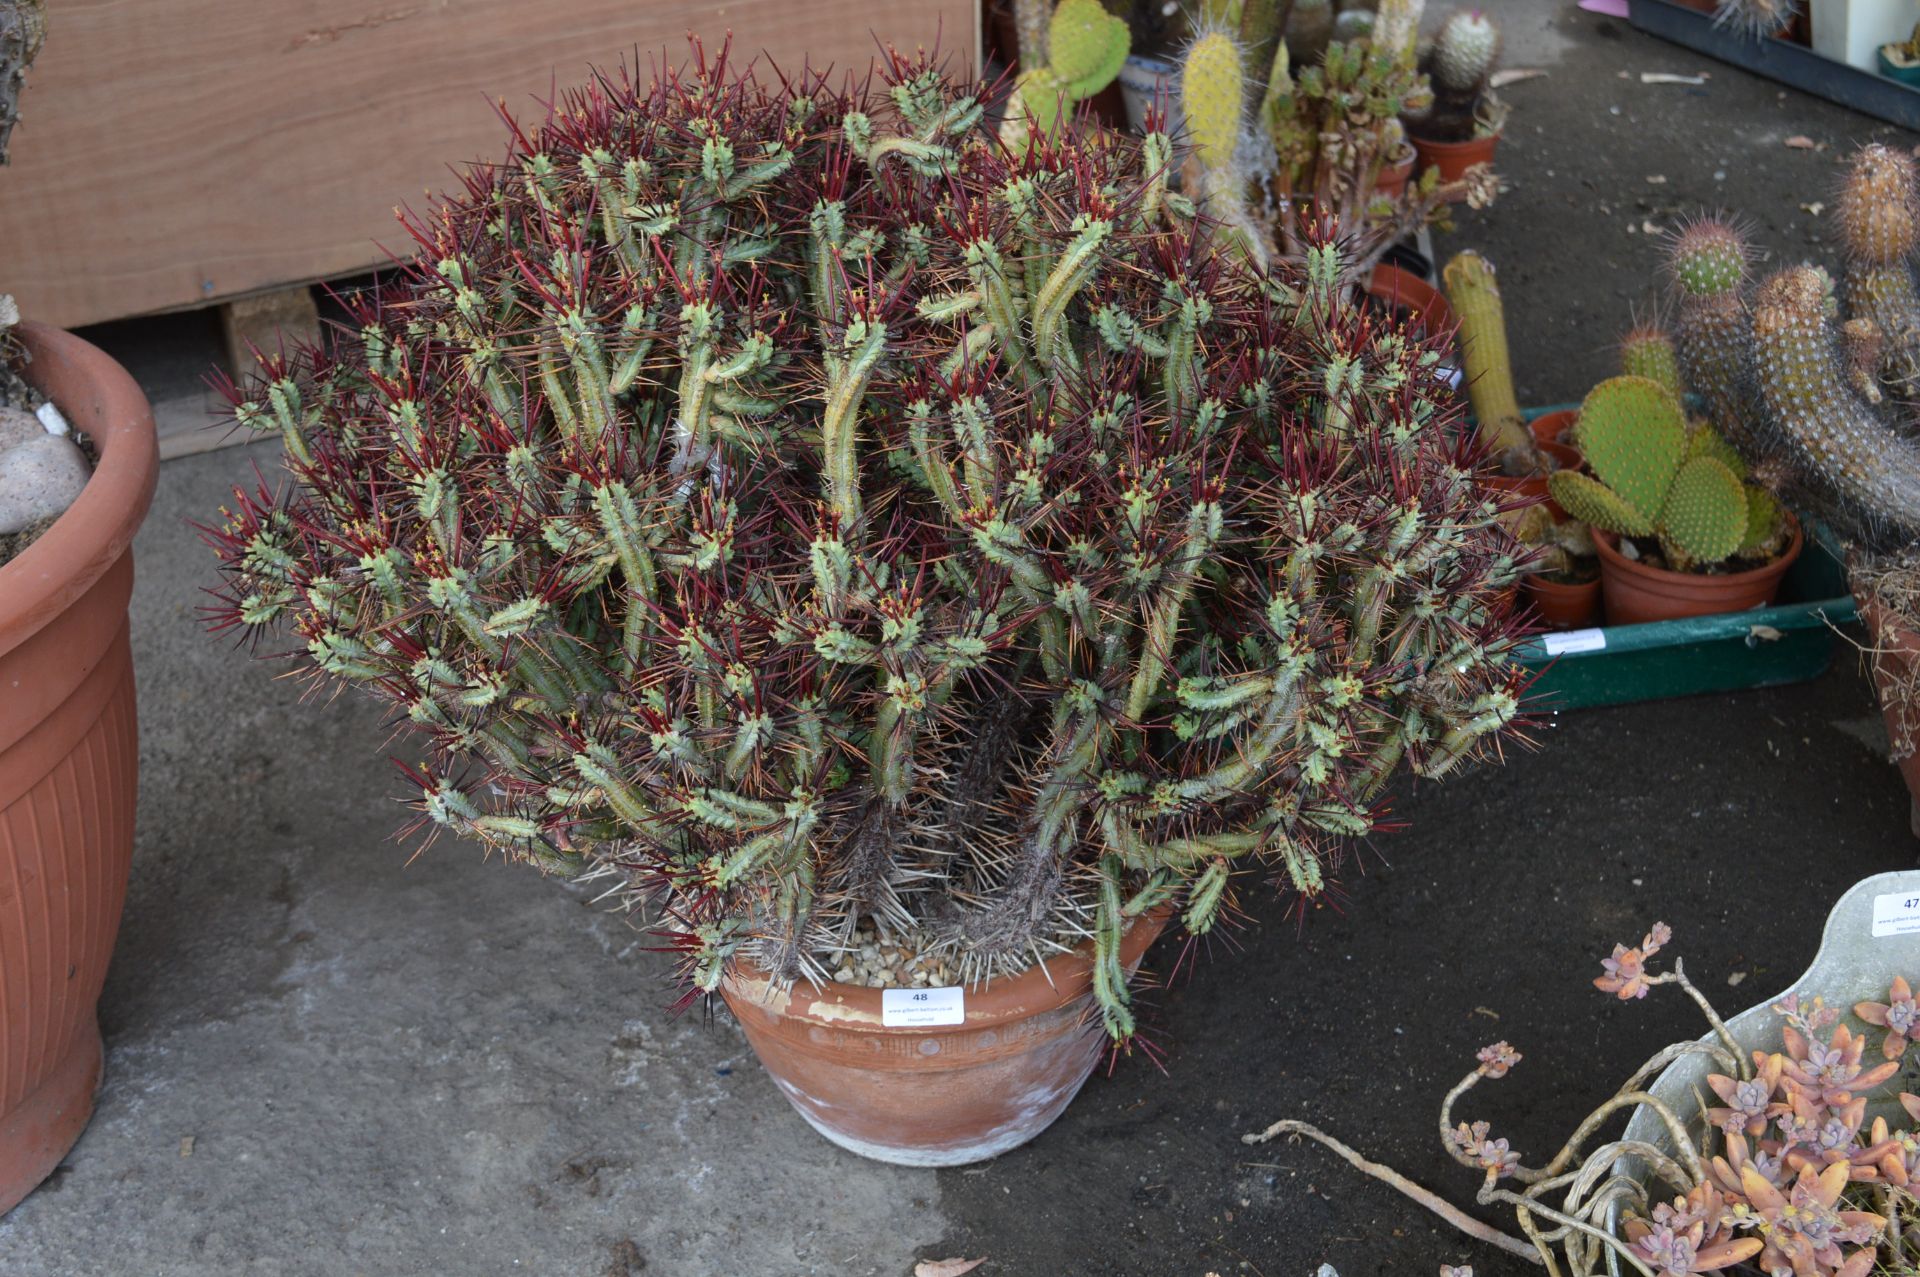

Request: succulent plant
left=1619, top=320, right=1683, bottom=399
left=1549, top=377, right=1777, bottom=568
left=1007, top=0, right=1131, bottom=136
left=1667, top=216, right=1756, bottom=450
left=204, top=46, right=1529, bottom=1041
left=1250, top=922, right=1920, bottom=1277
left=1413, top=7, right=1506, bottom=143
left=1749, top=264, right=1920, bottom=552
left=1443, top=250, right=1546, bottom=475
left=1837, top=143, right=1920, bottom=387
left=1712, top=0, right=1800, bottom=39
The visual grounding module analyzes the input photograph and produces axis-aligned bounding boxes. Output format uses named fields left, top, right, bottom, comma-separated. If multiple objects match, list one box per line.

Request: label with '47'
left=882, top=985, right=965, bottom=1027
left=1872, top=891, right=1920, bottom=938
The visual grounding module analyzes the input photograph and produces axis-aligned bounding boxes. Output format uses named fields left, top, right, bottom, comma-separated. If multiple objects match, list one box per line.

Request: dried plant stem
left=1662, top=962, right=1750, bottom=1076
left=1241, top=1119, right=1542, bottom=1263
left=1484, top=1187, right=1657, bottom=1277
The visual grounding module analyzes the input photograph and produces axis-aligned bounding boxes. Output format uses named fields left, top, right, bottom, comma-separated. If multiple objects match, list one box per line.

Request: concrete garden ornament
left=204, top=45, right=1530, bottom=1163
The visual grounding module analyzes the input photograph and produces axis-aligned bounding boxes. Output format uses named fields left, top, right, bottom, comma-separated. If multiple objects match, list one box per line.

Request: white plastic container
left=1811, top=0, right=1920, bottom=73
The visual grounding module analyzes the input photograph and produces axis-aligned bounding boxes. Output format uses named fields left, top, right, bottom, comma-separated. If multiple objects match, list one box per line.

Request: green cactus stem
left=1442, top=251, right=1541, bottom=473
left=1838, top=143, right=1920, bottom=387
left=1750, top=264, right=1920, bottom=552
left=1668, top=216, right=1755, bottom=450
left=1619, top=322, right=1683, bottom=399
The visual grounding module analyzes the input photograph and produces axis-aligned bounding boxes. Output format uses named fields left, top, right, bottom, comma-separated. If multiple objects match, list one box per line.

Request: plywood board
left=0, top=1, right=976, bottom=328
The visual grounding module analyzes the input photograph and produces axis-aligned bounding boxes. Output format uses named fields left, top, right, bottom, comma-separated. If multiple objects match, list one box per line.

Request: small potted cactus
left=1880, top=21, right=1920, bottom=87
left=1405, top=8, right=1508, bottom=185
left=1548, top=377, right=1798, bottom=625
left=203, top=48, right=1532, bottom=1165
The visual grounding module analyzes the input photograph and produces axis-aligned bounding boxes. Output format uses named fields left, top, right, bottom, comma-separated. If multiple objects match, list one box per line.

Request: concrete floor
left=3, top=3, right=1919, bottom=1274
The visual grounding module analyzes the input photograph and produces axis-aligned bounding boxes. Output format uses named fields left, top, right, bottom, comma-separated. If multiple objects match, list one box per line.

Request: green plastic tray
left=1507, top=406, right=1859, bottom=710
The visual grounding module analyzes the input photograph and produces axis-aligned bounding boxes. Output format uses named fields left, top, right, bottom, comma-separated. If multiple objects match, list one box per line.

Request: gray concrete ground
left=2, top=3, right=1919, bottom=1275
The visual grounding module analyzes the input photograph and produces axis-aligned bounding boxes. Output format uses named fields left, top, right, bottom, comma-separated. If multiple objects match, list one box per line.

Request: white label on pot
left=1872, top=891, right=1920, bottom=938
left=1541, top=628, right=1607, bottom=656
left=882, top=986, right=965, bottom=1028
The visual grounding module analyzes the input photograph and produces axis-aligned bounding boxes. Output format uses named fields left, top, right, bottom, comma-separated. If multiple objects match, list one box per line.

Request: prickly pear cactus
left=1838, top=143, right=1920, bottom=386
left=1048, top=0, right=1130, bottom=97
left=1550, top=376, right=1758, bottom=566
left=1432, top=8, right=1498, bottom=95
left=1750, top=264, right=1920, bottom=551
left=203, top=48, right=1530, bottom=1041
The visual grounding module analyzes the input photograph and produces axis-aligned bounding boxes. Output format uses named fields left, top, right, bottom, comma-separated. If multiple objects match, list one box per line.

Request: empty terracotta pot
left=1411, top=131, right=1501, bottom=188
left=1374, top=152, right=1417, bottom=200
left=721, top=909, right=1168, bottom=1166
left=1857, top=595, right=1920, bottom=837
left=0, top=324, right=156, bottom=1216
left=1364, top=263, right=1456, bottom=340
left=1524, top=573, right=1603, bottom=629
left=1592, top=518, right=1802, bottom=626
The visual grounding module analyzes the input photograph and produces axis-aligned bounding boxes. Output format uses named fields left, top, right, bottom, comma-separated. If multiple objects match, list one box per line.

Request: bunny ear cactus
left=1837, top=143, right=1920, bottom=387
left=1006, top=0, right=1130, bottom=141
left=1550, top=376, right=1757, bottom=567
left=204, top=46, right=1529, bottom=1043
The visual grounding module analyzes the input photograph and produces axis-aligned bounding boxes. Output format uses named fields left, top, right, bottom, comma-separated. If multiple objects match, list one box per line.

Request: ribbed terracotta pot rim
left=1590, top=516, right=1804, bottom=589
left=0, top=323, right=159, bottom=661
left=723, top=907, right=1172, bottom=1035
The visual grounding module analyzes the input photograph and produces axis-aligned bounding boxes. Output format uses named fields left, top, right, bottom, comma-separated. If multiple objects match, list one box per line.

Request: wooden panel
left=0, top=1, right=977, bottom=328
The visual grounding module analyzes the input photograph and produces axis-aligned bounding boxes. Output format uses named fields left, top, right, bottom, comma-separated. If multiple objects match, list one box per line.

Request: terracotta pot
left=1484, top=439, right=1582, bottom=519
left=1857, top=596, right=1920, bottom=837
left=1592, top=517, right=1803, bottom=626
left=1364, top=263, right=1456, bottom=340
left=1374, top=152, right=1417, bottom=200
left=1410, top=130, right=1500, bottom=187
left=0, top=324, right=156, bottom=1216
left=1528, top=409, right=1577, bottom=449
left=721, top=909, right=1169, bottom=1166
left=1524, top=573, right=1603, bottom=629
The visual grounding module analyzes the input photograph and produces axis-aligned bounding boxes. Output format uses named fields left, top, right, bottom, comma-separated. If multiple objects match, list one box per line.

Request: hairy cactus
left=1182, top=29, right=1245, bottom=174
left=1750, top=265, right=1920, bottom=551
left=1431, top=8, right=1497, bottom=95
left=1442, top=250, right=1541, bottom=473
left=1712, top=0, right=1799, bottom=39
left=1008, top=0, right=1130, bottom=136
left=204, top=47, right=1528, bottom=1041
left=1549, top=377, right=1768, bottom=567
left=1668, top=216, right=1756, bottom=449
left=1838, top=143, right=1920, bottom=387
left=1618, top=321, right=1682, bottom=398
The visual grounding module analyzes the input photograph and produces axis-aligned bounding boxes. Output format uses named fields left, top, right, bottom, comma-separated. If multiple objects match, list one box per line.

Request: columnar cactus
left=1549, top=377, right=1772, bottom=567
left=205, top=47, right=1529, bottom=1040
left=1837, top=143, right=1920, bottom=386
left=1750, top=265, right=1920, bottom=551
left=1668, top=216, right=1756, bottom=448
left=1442, top=250, right=1541, bottom=472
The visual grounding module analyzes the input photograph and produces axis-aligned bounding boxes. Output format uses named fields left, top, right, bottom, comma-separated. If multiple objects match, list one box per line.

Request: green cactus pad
left=1050, top=0, right=1131, bottom=99
left=1683, top=423, right=1746, bottom=477
left=1548, top=471, right=1657, bottom=538
left=1619, top=327, right=1682, bottom=399
left=1182, top=32, right=1246, bottom=173
left=1658, top=455, right=1748, bottom=564
left=1571, top=376, right=1687, bottom=523
left=1016, top=66, right=1069, bottom=133
left=1737, top=486, right=1780, bottom=554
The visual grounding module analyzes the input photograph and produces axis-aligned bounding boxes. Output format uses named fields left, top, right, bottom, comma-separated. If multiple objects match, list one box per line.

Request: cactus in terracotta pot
left=203, top=47, right=1530, bottom=1045
left=1412, top=8, right=1507, bottom=143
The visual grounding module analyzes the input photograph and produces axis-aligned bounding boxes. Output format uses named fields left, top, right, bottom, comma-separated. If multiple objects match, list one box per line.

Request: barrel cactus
left=1549, top=376, right=1778, bottom=568
left=1415, top=7, right=1505, bottom=143
left=204, top=47, right=1529, bottom=1040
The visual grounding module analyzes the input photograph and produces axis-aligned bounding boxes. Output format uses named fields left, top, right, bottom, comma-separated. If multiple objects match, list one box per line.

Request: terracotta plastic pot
left=721, top=909, right=1169, bottom=1166
left=1524, top=573, right=1603, bottom=629
left=1484, top=440, right=1582, bottom=519
left=1858, top=596, right=1920, bottom=836
left=1410, top=130, right=1500, bottom=187
left=1592, top=517, right=1803, bottom=626
left=1374, top=152, right=1417, bottom=200
left=0, top=323, right=156, bottom=1216
left=1364, top=263, right=1456, bottom=340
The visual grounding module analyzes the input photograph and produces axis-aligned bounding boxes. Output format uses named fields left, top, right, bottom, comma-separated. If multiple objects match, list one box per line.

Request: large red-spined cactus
left=203, top=45, right=1530, bottom=1039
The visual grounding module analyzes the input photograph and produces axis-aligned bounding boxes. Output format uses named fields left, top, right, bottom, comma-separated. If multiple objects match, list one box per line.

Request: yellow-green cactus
left=1619, top=323, right=1683, bottom=400
left=1549, top=376, right=1762, bottom=567
left=1048, top=0, right=1131, bottom=98
left=1442, top=251, right=1537, bottom=469
left=1183, top=31, right=1246, bottom=175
